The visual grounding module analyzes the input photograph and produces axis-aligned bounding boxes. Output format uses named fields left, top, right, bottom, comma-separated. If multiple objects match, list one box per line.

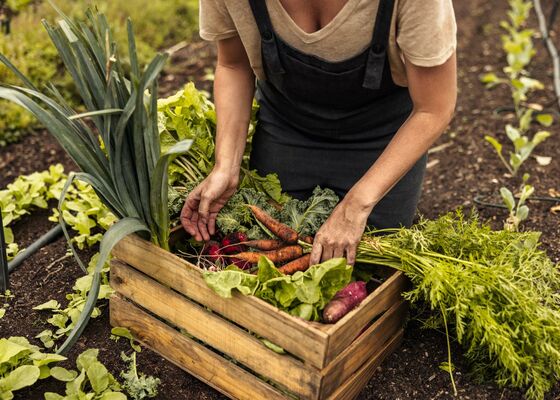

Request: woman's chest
left=277, top=0, right=352, bottom=33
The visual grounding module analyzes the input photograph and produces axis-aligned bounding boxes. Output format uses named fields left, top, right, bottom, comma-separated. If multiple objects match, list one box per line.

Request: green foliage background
left=0, top=0, right=198, bottom=146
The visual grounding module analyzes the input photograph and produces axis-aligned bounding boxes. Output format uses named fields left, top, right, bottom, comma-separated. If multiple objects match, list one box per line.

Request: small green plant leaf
left=485, top=136, right=503, bottom=154
left=50, top=367, right=78, bottom=382
left=532, top=131, right=551, bottom=146
left=500, top=187, right=516, bottom=211
left=536, top=113, right=554, bottom=127
left=33, top=300, right=61, bottom=311
left=0, top=365, right=40, bottom=391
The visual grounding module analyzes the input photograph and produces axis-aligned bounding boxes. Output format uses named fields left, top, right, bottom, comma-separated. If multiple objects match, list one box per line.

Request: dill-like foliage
left=357, top=210, right=560, bottom=400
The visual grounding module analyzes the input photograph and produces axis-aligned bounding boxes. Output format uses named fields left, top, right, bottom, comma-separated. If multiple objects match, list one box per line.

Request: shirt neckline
left=268, top=0, right=364, bottom=44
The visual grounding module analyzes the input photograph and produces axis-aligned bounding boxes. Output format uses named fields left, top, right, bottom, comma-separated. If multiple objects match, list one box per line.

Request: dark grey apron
left=248, top=0, right=427, bottom=228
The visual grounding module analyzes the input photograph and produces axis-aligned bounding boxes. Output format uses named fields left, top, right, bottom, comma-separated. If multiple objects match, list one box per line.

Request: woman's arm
left=181, top=36, right=255, bottom=241
left=310, top=53, right=457, bottom=265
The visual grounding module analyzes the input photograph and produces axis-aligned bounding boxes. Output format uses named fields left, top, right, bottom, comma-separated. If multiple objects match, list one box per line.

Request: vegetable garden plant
left=0, top=4, right=559, bottom=400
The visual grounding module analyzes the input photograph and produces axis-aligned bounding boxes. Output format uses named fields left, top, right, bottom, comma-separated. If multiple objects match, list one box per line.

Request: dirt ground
left=1, top=0, right=559, bottom=399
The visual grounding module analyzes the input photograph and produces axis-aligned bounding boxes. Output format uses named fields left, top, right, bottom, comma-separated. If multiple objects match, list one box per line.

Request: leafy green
left=120, top=352, right=160, bottom=400
left=158, top=83, right=290, bottom=204
left=46, top=349, right=126, bottom=400
left=203, top=257, right=353, bottom=321
left=354, top=210, right=560, bottom=400
left=0, top=337, right=66, bottom=400
left=279, top=186, right=339, bottom=236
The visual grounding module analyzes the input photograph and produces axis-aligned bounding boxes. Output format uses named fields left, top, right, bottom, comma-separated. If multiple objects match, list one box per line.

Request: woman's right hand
left=180, top=169, right=239, bottom=241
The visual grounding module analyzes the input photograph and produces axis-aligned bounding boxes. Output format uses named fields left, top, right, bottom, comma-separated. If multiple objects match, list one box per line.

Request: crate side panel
left=320, top=301, right=407, bottom=398
left=111, top=261, right=320, bottom=398
left=326, top=330, right=404, bottom=400
left=113, top=235, right=328, bottom=368
left=324, top=271, right=407, bottom=364
left=110, top=295, right=289, bottom=400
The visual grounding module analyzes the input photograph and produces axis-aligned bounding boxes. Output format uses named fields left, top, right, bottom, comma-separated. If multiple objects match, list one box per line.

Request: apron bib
left=248, top=0, right=427, bottom=228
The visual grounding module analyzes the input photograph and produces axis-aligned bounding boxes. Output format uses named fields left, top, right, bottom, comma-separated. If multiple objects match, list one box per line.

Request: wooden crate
left=110, top=234, right=408, bottom=400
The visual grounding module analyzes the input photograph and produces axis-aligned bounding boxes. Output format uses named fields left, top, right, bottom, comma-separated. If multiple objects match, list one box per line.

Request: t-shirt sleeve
left=396, top=0, right=457, bottom=67
left=199, top=0, right=239, bottom=41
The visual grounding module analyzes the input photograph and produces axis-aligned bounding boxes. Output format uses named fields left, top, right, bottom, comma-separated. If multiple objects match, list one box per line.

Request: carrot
left=278, top=254, right=311, bottom=275
left=248, top=205, right=298, bottom=243
left=232, top=245, right=304, bottom=264
left=300, top=236, right=314, bottom=244
left=244, top=239, right=286, bottom=251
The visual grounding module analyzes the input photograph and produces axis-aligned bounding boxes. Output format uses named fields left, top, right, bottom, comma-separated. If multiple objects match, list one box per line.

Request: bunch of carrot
left=210, top=205, right=313, bottom=274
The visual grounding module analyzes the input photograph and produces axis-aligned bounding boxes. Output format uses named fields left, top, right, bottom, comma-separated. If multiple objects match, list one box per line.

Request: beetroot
left=234, top=231, right=248, bottom=243
left=322, top=281, right=368, bottom=324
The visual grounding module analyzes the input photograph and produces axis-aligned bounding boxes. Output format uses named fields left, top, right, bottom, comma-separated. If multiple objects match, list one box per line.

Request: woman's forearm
left=345, top=110, right=453, bottom=211
left=345, top=54, right=457, bottom=212
left=213, top=40, right=256, bottom=178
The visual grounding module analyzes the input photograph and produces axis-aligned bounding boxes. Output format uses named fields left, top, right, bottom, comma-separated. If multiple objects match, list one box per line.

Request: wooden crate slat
left=327, top=330, right=404, bottom=400
left=323, top=271, right=408, bottom=365
left=111, top=260, right=320, bottom=399
left=110, top=295, right=290, bottom=400
left=113, top=235, right=328, bottom=368
left=319, top=301, right=407, bottom=398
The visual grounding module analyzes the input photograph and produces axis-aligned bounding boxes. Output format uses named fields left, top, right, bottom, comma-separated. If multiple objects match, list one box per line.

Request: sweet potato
left=322, top=281, right=368, bottom=324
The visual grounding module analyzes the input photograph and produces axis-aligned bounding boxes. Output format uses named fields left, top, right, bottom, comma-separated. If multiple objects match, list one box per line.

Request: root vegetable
left=244, top=239, right=286, bottom=251
left=202, top=241, right=222, bottom=263
left=248, top=205, right=298, bottom=243
left=322, top=281, right=368, bottom=324
left=232, top=245, right=304, bottom=264
left=278, top=254, right=312, bottom=275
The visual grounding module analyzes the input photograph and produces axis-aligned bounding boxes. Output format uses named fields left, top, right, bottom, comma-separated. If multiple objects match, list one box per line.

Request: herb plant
left=120, top=352, right=160, bottom=400
left=348, top=210, right=560, bottom=400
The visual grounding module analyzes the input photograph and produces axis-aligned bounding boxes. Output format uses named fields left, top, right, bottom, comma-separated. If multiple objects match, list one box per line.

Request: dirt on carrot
left=248, top=205, right=298, bottom=243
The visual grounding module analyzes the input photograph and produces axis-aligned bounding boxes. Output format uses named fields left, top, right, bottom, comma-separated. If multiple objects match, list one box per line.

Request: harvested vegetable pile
left=350, top=210, right=560, bottom=400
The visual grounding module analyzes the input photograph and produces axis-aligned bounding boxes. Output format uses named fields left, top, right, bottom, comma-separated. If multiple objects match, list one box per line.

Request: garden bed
left=1, top=0, right=559, bottom=399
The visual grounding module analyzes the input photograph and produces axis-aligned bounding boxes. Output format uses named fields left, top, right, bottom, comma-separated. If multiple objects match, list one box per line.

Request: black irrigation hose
left=534, top=0, right=560, bottom=111
left=7, top=224, right=63, bottom=273
left=0, top=211, right=8, bottom=292
left=474, top=193, right=560, bottom=209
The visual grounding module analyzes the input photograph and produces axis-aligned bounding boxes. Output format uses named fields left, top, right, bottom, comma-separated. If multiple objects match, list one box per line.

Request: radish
left=202, top=240, right=222, bottom=263
left=322, top=281, right=368, bottom=324
left=221, top=232, right=247, bottom=254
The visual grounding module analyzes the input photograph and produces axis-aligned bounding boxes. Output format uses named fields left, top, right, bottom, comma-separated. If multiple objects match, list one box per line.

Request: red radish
left=322, top=281, right=368, bottom=324
left=202, top=241, right=222, bottom=263
left=234, top=232, right=248, bottom=243
left=221, top=233, right=247, bottom=254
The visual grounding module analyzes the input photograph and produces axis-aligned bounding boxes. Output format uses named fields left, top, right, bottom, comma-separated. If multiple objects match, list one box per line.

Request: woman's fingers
left=309, top=242, right=323, bottom=266
left=345, top=245, right=357, bottom=266
left=333, top=245, right=345, bottom=259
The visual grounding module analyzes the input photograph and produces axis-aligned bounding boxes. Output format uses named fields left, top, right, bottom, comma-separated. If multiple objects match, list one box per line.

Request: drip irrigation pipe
left=474, top=194, right=560, bottom=209
left=7, top=224, right=63, bottom=273
left=0, top=211, right=8, bottom=292
left=534, top=0, right=560, bottom=111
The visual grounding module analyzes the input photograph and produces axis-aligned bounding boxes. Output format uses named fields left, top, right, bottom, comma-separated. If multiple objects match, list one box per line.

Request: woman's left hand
left=309, top=196, right=372, bottom=266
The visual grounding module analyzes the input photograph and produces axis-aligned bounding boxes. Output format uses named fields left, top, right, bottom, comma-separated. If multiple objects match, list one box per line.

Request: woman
left=181, top=0, right=457, bottom=266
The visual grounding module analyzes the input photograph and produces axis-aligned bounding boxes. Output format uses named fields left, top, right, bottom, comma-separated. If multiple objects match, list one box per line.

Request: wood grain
left=113, top=234, right=329, bottom=368
left=111, top=260, right=320, bottom=398
left=320, top=301, right=407, bottom=398
left=323, top=271, right=408, bottom=365
left=327, top=330, right=404, bottom=400
left=110, top=295, right=289, bottom=400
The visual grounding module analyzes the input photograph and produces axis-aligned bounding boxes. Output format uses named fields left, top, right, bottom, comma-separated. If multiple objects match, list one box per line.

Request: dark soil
left=1, top=1, right=559, bottom=399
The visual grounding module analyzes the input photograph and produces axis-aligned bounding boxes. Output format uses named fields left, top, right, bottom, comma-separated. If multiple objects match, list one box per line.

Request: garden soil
left=1, top=0, right=559, bottom=399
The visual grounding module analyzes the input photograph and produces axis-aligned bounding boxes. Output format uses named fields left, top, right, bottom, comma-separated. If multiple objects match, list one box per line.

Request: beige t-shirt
left=199, top=0, right=457, bottom=87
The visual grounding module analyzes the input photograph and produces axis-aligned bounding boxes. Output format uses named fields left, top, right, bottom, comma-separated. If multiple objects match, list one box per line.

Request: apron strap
left=248, top=0, right=285, bottom=75
left=363, top=0, right=396, bottom=90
